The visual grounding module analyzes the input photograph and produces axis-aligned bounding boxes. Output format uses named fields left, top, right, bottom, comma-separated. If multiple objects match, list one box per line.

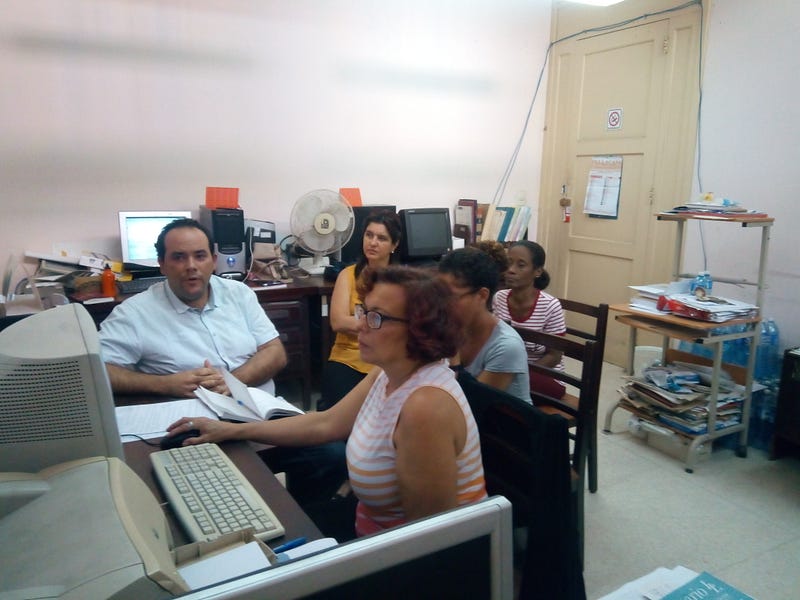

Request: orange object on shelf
left=205, top=187, right=240, bottom=209
left=339, top=187, right=362, bottom=207
left=101, top=265, right=117, bottom=297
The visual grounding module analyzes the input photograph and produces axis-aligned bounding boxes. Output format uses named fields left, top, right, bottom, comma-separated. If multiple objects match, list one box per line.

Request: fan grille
left=290, top=189, right=355, bottom=256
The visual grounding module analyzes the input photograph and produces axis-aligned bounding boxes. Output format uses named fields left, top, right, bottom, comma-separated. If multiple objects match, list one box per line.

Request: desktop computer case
left=199, top=206, right=247, bottom=280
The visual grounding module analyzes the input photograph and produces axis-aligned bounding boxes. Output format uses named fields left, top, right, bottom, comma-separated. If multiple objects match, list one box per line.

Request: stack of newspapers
left=619, top=362, right=744, bottom=435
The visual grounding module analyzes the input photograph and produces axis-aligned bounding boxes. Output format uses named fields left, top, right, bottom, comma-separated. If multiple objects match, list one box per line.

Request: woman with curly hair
left=166, top=266, right=487, bottom=539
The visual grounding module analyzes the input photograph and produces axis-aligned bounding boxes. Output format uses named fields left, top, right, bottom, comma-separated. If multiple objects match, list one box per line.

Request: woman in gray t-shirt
left=438, top=247, right=531, bottom=403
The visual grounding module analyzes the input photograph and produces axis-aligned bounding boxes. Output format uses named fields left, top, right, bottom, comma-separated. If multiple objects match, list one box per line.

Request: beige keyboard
left=150, top=443, right=285, bottom=543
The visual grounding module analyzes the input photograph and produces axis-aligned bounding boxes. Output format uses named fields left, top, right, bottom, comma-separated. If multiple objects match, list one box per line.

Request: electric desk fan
left=289, top=189, right=355, bottom=275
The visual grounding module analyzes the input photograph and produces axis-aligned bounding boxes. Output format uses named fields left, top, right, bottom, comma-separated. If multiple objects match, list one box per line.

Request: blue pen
left=272, top=537, right=307, bottom=554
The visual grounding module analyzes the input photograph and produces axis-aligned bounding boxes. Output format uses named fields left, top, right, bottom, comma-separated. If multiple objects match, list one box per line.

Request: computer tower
left=339, top=205, right=397, bottom=265
left=199, top=206, right=247, bottom=280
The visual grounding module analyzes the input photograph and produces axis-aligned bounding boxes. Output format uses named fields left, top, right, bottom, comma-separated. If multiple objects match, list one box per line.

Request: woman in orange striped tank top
left=167, top=266, right=487, bottom=538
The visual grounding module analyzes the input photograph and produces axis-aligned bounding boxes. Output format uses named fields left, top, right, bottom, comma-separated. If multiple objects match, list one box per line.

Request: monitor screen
left=398, top=208, right=452, bottom=263
left=119, top=210, right=192, bottom=268
left=0, top=304, right=123, bottom=472
left=181, top=496, right=513, bottom=600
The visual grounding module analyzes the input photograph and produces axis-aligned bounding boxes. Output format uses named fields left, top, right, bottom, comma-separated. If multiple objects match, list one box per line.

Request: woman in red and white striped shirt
left=492, top=241, right=567, bottom=399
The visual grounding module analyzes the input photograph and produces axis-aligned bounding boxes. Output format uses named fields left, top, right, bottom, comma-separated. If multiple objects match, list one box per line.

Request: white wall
left=3, top=0, right=798, bottom=353
left=682, top=0, right=800, bottom=351
left=0, top=0, right=550, bottom=286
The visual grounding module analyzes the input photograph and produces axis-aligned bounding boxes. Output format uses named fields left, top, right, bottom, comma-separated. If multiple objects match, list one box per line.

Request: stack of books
left=619, top=362, right=745, bottom=435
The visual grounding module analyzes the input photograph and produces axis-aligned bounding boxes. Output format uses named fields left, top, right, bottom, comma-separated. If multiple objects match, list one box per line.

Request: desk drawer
left=262, top=300, right=309, bottom=377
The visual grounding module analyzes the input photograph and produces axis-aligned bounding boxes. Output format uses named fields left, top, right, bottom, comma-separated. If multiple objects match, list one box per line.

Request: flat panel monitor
left=0, top=303, right=123, bottom=472
left=119, top=210, right=193, bottom=268
left=398, top=208, right=452, bottom=264
left=181, top=496, right=513, bottom=600
left=339, top=205, right=397, bottom=265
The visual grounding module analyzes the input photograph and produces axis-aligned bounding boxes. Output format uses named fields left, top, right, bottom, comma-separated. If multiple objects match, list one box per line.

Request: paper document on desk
left=195, top=370, right=304, bottom=422
left=115, top=398, right=217, bottom=441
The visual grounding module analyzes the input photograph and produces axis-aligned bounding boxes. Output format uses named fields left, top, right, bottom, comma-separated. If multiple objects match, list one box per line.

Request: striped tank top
left=347, top=360, right=487, bottom=536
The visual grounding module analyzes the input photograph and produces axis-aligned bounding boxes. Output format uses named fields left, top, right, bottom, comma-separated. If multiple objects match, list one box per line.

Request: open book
left=194, top=370, right=304, bottom=422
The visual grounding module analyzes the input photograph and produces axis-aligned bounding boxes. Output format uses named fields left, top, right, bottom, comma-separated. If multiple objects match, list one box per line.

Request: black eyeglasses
left=452, top=288, right=479, bottom=300
left=355, top=304, right=409, bottom=330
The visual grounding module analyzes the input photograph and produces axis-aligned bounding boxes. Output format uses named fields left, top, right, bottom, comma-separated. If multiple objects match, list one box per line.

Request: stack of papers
left=666, top=203, right=768, bottom=218
left=660, top=293, right=758, bottom=322
left=628, top=282, right=689, bottom=314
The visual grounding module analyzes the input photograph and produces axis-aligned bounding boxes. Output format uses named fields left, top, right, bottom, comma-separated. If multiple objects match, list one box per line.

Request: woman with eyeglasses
left=318, top=209, right=401, bottom=411
left=438, top=247, right=531, bottom=403
left=167, top=266, right=487, bottom=539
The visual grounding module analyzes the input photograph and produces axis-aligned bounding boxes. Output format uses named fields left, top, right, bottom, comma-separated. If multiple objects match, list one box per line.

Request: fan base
left=298, top=256, right=330, bottom=276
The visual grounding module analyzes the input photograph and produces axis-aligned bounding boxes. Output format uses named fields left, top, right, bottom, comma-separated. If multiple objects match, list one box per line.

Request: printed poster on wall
left=583, top=156, right=622, bottom=218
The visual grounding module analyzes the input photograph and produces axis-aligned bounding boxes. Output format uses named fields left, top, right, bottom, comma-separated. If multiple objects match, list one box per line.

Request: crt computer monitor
left=0, top=303, right=123, bottom=472
left=398, top=208, right=453, bottom=264
left=119, top=210, right=193, bottom=268
left=182, top=495, right=513, bottom=600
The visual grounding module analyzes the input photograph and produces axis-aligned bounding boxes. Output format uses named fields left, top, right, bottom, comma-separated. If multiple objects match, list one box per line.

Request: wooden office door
left=537, top=1, right=702, bottom=365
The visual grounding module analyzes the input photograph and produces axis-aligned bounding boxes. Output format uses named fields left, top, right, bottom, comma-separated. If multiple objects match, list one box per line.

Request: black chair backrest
left=456, top=370, right=585, bottom=599
left=558, top=298, right=609, bottom=364
left=511, top=326, right=601, bottom=481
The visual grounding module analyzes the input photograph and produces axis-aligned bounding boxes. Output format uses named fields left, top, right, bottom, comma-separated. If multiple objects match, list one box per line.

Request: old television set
left=119, top=210, right=193, bottom=268
left=0, top=303, right=123, bottom=473
left=398, top=208, right=452, bottom=264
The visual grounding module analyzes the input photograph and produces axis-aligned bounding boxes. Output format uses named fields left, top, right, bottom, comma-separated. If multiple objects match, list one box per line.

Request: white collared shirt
left=99, top=275, right=279, bottom=393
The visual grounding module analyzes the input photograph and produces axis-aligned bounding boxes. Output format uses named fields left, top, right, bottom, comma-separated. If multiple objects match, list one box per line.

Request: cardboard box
left=165, top=530, right=277, bottom=594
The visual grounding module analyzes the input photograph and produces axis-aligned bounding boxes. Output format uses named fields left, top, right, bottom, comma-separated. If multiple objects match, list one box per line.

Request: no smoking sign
left=607, top=108, right=622, bottom=130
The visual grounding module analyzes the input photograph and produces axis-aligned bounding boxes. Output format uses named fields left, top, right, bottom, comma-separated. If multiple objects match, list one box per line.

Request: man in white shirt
left=99, top=218, right=287, bottom=397
left=100, top=218, right=346, bottom=515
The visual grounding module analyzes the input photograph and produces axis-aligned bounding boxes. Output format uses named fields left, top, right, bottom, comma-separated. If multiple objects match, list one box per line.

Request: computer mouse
left=159, top=429, right=201, bottom=450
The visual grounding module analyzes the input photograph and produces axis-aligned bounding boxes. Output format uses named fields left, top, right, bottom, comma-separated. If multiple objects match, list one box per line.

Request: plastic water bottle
left=690, top=271, right=713, bottom=294
left=765, top=318, right=780, bottom=380
left=756, top=318, right=780, bottom=381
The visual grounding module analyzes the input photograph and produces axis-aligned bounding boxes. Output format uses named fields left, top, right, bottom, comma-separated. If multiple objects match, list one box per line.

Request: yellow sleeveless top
left=328, top=265, right=372, bottom=374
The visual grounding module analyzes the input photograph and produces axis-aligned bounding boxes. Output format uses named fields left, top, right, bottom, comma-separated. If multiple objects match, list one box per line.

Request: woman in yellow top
left=317, top=209, right=402, bottom=410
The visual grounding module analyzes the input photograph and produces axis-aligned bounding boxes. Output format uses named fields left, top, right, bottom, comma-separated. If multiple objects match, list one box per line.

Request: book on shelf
left=506, top=205, right=531, bottom=242
left=194, top=370, right=304, bottom=422
left=455, top=199, right=478, bottom=244
left=474, top=203, right=490, bottom=241
left=491, top=206, right=515, bottom=242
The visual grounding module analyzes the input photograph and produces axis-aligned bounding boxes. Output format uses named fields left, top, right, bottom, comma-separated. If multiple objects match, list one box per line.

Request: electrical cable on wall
left=490, top=0, right=704, bottom=226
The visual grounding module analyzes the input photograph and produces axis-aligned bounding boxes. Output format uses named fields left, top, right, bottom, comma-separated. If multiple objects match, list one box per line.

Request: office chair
left=456, top=369, right=585, bottom=600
